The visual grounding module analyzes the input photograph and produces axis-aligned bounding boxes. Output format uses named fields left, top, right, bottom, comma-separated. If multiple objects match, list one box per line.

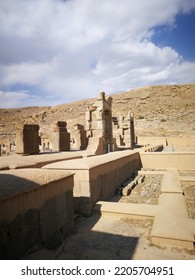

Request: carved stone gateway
left=86, top=92, right=117, bottom=154
left=16, top=124, right=40, bottom=155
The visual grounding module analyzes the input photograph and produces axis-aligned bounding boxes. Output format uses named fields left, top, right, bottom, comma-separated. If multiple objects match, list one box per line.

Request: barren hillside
left=0, top=84, right=195, bottom=138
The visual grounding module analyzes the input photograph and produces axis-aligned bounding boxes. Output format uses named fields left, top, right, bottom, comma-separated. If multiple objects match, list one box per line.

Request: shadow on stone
left=61, top=213, right=139, bottom=260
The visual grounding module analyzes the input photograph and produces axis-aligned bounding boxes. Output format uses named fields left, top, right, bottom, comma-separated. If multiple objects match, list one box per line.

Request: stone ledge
left=43, top=150, right=139, bottom=170
left=161, top=169, right=183, bottom=193
left=0, top=169, right=73, bottom=201
left=94, top=201, right=157, bottom=218
left=0, top=151, right=92, bottom=170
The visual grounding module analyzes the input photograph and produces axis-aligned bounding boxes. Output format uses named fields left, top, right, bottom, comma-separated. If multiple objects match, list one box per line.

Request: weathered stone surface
left=51, top=121, right=70, bottom=151
left=138, top=174, right=145, bottom=184
left=43, top=150, right=142, bottom=215
left=16, top=124, right=40, bottom=155
left=122, top=186, right=132, bottom=196
left=0, top=169, right=74, bottom=259
left=0, top=209, right=40, bottom=259
left=86, top=92, right=116, bottom=154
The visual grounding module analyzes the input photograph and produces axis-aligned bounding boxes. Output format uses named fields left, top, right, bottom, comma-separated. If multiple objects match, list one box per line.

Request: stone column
left=16, top=124, right=40, bottom=155
left=52, top=121, right=70, bottom=151
left=72, top=124, right=87, bottom=150
left=128, top=111, right=135, bottom=149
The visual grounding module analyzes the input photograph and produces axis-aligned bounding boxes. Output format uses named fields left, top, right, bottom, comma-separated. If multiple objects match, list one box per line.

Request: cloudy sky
left=0, top=0, right=195, bottom=108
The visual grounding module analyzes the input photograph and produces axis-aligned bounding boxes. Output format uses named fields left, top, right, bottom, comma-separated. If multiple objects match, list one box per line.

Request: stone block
left=0, top=209, right=40, bottom=260
left=40, top=193, right=67, bottom=243
left=122, top=186, right=131, bottom=196
left=16, top=124, right=40, bottom=155
left=128, top=181, right=136, bottom=189
left=138, top=175, right=145, bottom=184
left=0, top=169, right=74, bottom=259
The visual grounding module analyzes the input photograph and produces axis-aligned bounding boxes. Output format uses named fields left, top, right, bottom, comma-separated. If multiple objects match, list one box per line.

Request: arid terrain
left=0, top=84, right=195, bottom=142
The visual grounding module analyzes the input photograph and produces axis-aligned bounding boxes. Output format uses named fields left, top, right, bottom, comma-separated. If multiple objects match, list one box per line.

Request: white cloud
left=0, top=90, right=41, bottom=108
left=0, top=0, right=195, bottom=107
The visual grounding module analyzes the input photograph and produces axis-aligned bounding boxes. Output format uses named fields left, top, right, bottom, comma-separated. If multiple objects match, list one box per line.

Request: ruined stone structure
left=71, top=124, right=88, bottom=150
left=43, top=150, right=141, bottom=216
left=129, top=111, right=135, bottom=148
left=16, top=124, right=40, bottom=155
left=51, top=121, right=70, bottom=152
left=113, top=111, right=135, bottom=149
left=86, top=92, right=117, bottom=154
left=1, top=90, right=195, bottom=260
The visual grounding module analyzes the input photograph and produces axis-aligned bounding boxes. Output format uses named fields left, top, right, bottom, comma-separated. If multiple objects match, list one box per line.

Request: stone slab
left=94, top=201, right=158, bottom=218
left=0, top=150, right=93, bottom=170
left=138, top=170, right=165, bottom=175
left=180, top=176, right=195, bottom=182
left=158, top=193, right=189, bottom=218
left=0, top=169, right=73, bottom=201
left=43, top=150, right=139, bottom=170
left=161, top=169, right=183, bottom=193
left=151, top=212, right=195, bottom=249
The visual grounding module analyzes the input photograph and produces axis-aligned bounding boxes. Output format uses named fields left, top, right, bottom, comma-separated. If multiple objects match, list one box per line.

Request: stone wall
left=0, top=169, right=74, bottom=259
left=140, top=152, right=195, bottom=170
left=43, top=150, right=142, bottom=216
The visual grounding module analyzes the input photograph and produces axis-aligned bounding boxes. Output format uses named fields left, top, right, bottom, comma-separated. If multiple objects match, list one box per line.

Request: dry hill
left=0, top=84, right=195, bottom=139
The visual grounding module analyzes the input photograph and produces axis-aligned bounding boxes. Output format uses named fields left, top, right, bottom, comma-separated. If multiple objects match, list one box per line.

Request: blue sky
left=0, top=0, right=195, bottom=108
left=152, top=11, right=195, bottom=61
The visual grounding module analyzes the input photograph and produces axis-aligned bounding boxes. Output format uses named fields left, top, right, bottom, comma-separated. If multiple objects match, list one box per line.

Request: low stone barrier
left=0, top=150, right=92, bottom=170
left=43, top=150, right=142, bottom=216
left=94, top=168, right=195, bottom=250
left=0, top=169, right=74, bottom=259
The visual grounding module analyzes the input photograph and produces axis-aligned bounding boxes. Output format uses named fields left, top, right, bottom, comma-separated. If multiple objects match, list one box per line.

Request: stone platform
left=42, top=150, right=142, bottom=216
left=0, top=168, right=74, bottom=259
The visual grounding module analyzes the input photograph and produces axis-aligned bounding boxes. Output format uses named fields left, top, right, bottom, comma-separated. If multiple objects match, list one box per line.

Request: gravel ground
left=119, top=175, right=163, bottom=205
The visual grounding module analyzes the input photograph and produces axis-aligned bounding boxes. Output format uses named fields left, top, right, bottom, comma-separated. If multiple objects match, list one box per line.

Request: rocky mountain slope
left=0, top=84, right=195, bottom=138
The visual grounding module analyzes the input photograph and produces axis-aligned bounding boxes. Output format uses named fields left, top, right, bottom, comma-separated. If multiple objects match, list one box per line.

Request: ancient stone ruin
left=0, top=91, right=195, bottom=260
left=86, top=92, right=117, bottom=154
left=71, top=124, right=88, bottom=150
left=16, top=124, right=40, bottom=155
left=113, top=111, right=135, bottom=148
left=51, top=121, right=70, bottom=152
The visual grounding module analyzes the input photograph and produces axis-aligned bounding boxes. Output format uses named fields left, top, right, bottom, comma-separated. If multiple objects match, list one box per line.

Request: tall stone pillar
left=72, top=124, right=87, bottom=150
left=128, top=111, right=135, bottom=149
left=51, top=121, right=70, bottom=151
left=86, top=92, right=117, bottom=154
left=16, top=124, right=40, bottom=155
